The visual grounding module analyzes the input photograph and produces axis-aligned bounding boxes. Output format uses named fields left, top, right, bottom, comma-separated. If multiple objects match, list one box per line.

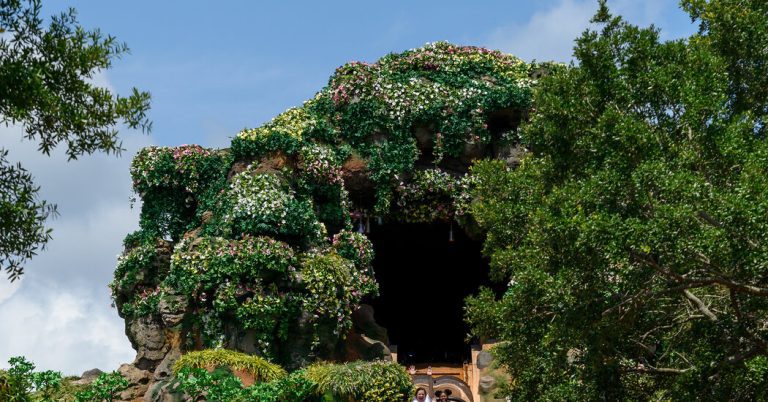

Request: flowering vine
left=117, top=41, right=542, bottom=367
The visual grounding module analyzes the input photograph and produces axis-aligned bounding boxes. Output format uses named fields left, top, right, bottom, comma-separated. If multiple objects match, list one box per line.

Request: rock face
left=111, top=42, right=539, bottom=400
left=479, top=375, right=496, bottom=393
left=80, top=368, right=104, bottom=380
left=112, top=240, right=184, bottom=383
left=117, top=363, right=152, bottom=401
left=475, top=344, right=511, bottom=402
left=476, top=351, right=494, bottom=369
left=336, top=304, right=391, bottom=361
left=70, top=368, right=104, bottom=387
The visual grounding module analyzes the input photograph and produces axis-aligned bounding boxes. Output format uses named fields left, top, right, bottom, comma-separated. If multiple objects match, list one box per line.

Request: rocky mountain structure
left=111, top=42, right=551, bottom=400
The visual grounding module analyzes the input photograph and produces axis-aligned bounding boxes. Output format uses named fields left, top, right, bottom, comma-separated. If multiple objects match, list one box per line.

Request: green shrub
left=173, top=349, right=286, bottom=384
left=231, top=107, right=315, bottom=159
left=394, top=169, right=458, bottom=223
left=175, top=366, right=246, bottom=402
left=73, top=372, right=128, bottom=402
left=331, top=230, right=375, bottom=269
left=306, top=360, right=413, bottom=402
left=172, top=358, right=410, bottom=402
left=244, top=369, right=315, bottom=402
left=173, top=351, right=313, bottom=402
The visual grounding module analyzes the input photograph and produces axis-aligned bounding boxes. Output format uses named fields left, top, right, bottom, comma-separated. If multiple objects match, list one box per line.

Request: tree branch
left=682, top=289, right=718, bottom=322
left=623, top=365, right=690, bottom=375
left=630, top=250, right=768, bottom=297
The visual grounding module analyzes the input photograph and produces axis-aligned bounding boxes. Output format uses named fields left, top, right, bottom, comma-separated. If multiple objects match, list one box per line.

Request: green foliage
left=300, top=252, right=377, bottom=345
left=305, top=360, right=413, bottom=402
left=232, top=42, right=537, bottom=215
left=0, top=149, right=57, bottom=282
left=682, top=0, right=768, bottom=136
left=109, top=238, right=174, bottom=319
left=0, top=356, right=62, bottom=402
left=0, top=0, right=151, bottom=157
left=173, top=352, right=314, bottom=402
left=297, top=143, right=344, bottom=185
left=120, top=286, right=163, bottom=318
left=171, top=359, right=410, bottom=402
left=244, top=369, right=315, bottom=402
left=168, top=236, right=297, bottom=295
left=121, top=41, right=538, bottom=368
left=331, top=230, right=375, bottom=269
left=175, top=366, right=247, bottom=402
left=73, top=372, right=128, bottom=402
left=160, top=233, right=377, bottom=360
left=173, top=349, right=287, bottom=383
left=395, top=168, right=459, bottom=223
left=130, top=145, right=231, bottom=241
left=165, top=236, right=299, bottom=353
left=222, top=167, right=325, bottom=242
left=34, top=377, right=87, bottom=402
left=465, top=2, right=768, bottom=400
left=463, top=287, right=504, bottom=341
left=0, top=0, right=150, bottom=281
left=174, top=366, right=316, bottom=402
left=110, top=240, right=160, bottom=301
left=231, top=107, right=320, bottom=160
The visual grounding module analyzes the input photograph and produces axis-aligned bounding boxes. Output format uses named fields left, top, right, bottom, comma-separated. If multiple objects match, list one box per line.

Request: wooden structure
left=392, top=344, right=485, bottom=402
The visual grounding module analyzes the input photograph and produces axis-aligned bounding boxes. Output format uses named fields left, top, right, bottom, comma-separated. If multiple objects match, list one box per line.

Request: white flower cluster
left=378, top=78, right=447, bottom=122
left=236, top=106, right=317, bottom=142
left=298, top=143, right=343, bottom=184
left=228, top=168, right=293, bottom=226
left=170, top=237, right=206, bottom=276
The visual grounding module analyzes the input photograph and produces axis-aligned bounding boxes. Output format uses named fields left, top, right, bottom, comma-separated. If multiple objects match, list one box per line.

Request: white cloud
left=486, top=0, right=594, bottom=62
left=0, top=283, right=134, bottom=375
left=88, top=70, right=115, bottom=92
left=0, top=120, right=153, bottom=374
left=0, top=279, right=20, bottom=304
left=486, top=0, right=695, bottom=63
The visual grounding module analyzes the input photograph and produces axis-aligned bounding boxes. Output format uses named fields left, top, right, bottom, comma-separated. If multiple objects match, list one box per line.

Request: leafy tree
left=0, top=0, right=151, bottom=281
left=0, top=356, right=63, bottom=402
left=465, top=1, right=768, bottom=399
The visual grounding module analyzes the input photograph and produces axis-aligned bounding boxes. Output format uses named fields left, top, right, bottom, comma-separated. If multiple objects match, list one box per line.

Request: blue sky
left=0, top=0, right=697, bottom=375
left=59, top=0, right=698, bottom=148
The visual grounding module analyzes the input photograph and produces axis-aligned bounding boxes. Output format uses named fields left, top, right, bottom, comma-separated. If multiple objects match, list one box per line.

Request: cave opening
left=365, top=221, right=500, bottom=365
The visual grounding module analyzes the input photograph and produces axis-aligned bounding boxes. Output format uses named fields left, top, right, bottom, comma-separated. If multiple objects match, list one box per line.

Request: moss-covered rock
left=113, top=43, right=548, bottom=399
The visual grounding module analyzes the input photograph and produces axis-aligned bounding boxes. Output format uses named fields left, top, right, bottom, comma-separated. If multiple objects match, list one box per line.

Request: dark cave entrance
left=365, top=222, right=499, bottom=365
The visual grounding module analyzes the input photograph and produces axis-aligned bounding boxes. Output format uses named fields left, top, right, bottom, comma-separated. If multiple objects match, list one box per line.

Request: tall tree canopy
left=0, top=0, right=151, bottom=281
left=465, top=0, right=768, bottom=399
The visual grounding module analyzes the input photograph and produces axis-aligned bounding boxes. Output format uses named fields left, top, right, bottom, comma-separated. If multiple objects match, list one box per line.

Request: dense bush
left=394, top=169, right=458, bottom=223
left=305, top=360, right=413, bottom=402
left=73, top=372, right=128, bottom=402
left=130, top=145, right=231, bottom=241
left=223, top=167, right=325, bottom=242
left=243, top=369, right=315, bottom=402
left=171, top=353, right=409, bottom=402
left=0, top=357, right=127, bottom=402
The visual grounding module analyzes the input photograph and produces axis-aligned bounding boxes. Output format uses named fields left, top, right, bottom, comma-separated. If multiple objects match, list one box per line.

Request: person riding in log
left=412, top=387, right=433, bottom=402
left=435, top=389, right=452, bottom=401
